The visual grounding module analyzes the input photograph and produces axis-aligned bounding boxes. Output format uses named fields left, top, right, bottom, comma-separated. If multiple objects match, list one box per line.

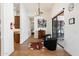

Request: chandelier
left=37, top=3, right=43, bottom=16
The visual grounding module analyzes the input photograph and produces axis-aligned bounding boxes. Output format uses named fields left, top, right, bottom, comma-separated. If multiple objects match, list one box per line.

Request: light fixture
left=37, top=3, right=43, bottom=16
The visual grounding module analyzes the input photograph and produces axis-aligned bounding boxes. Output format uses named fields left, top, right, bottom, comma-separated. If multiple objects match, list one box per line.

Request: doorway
left=14, top=4, right=20, bottom=49
left=14, top=16, right=20, bottom=48
left=29, top=17, right=34, bottom=36
left=52, top=11, right=64, bottom=48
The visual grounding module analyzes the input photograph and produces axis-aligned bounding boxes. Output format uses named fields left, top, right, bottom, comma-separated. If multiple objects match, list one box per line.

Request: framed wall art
left=69, top=18, right=75, bottom=24
left=68, top=3, right=74, bottom=12
left=38, top=19, right=46, bottom=28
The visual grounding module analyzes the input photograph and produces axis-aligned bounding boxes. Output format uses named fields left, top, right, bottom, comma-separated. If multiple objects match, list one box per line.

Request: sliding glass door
left=52, top=17, right=64, bottom=40
left=57, top=20, right=64, bottom=40
left=52, top=17, right=58, bottom=39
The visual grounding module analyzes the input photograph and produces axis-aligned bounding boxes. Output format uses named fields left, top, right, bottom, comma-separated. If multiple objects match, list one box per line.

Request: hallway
left=1, top=3, right=79, bottom=56
left=11, top=36, right=70, bottom=56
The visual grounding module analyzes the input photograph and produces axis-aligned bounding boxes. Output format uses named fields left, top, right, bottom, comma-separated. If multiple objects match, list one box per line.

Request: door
left=38, top=30, right=45, bottom=39
left=52, top=17, right=58, bottom=38
left=52, top=12, right=64, bottom=48
left=1, top=3, right=14, bottom=56
left=15, top=16, right=20, bottom=29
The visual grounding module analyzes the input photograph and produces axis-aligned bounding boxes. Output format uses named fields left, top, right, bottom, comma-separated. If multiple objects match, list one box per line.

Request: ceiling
left=23, top=3, right=53, bottom=12
left=14, top=3, right=20, bottom=12
left=14, top=3, right=54, bottom=16
left=23, top=3, right=53, bottom=16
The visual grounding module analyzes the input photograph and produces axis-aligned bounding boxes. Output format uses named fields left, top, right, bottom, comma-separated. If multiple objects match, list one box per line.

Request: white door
left=1, top=3, right=14, bottom=56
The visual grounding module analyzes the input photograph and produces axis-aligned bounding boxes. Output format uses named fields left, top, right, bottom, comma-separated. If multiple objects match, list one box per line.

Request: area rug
left=28, top=41, right=45, bottom=50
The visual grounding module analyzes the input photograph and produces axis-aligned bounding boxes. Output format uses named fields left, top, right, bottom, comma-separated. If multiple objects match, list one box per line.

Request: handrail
left=52, top=9, right=64, bottom=20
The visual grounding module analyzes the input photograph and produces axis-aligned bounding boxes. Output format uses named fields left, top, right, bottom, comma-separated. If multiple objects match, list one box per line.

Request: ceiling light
left=37, top=3, right=43, bottom=16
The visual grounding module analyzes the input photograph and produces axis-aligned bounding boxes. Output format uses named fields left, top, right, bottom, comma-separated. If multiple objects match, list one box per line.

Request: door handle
left=10, top=22, right=13, bottom=30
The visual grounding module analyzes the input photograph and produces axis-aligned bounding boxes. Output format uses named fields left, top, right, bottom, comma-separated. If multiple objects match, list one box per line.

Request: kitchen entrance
left=14, top=4, right=20, bottom=49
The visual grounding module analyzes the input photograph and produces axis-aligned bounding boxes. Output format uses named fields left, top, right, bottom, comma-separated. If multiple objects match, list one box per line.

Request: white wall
left=0, top=4, right=1, bottom=55
left=1, top=3, right=14, bottom=56
left=0, top=4, right=1, bottom=32
left=47, top=3, right=79, bottom=56
left=64, top=3, right=79, bottom=56
left=0, top=4, right=1, bottom=17
left=34, top=16, right=38, bottom=38
left=34, top=9, right=51, bottom=38
left=47, top=18, right=52, bottom=35
left=34, top=16, right=43, bottom=38
left=46, top=10, right=52, bottom=35
left=20, top=4, right=31, bottom=44
left=51, top=3, right=65, bottom=18
left=34, top=16, right=47, bottom=38
left=14, top=10, right=20, bottom=16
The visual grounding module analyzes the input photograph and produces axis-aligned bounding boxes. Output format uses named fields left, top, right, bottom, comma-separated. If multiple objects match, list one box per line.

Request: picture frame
left=68, top=3, right=74, bottom=12
left=69, top=18, right=75, bottom=24
left=38, top=19, right=46, bottom=28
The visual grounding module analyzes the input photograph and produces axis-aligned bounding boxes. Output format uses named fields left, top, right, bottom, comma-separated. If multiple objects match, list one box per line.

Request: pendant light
left=37, top=3, right=43, bottom=16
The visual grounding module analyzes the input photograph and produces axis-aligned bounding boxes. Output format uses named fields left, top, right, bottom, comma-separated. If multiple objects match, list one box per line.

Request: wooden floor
left=11, top=36, right=70, bottom=56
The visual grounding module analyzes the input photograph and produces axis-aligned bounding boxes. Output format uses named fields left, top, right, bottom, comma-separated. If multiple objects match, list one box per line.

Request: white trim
left=1, top=48, right=14, bottom=56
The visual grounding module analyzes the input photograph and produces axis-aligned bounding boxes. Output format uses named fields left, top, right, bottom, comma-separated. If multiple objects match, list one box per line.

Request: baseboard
left=1, top=49, right=14, bottom=56
left=9, top=49, right=16, bottom=56
left=64, top=49, right=72, bottom=56
left=57, top=43, right=64, bottom=48
left=20, top=35, right=31, bottom=44
left=21, top=36, right=31, bottom=44
left=8, top=49, right=14, bottom=56
left=57, top=43, right=71, bottom=56
left=10, top=36, right=31, bottom=56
